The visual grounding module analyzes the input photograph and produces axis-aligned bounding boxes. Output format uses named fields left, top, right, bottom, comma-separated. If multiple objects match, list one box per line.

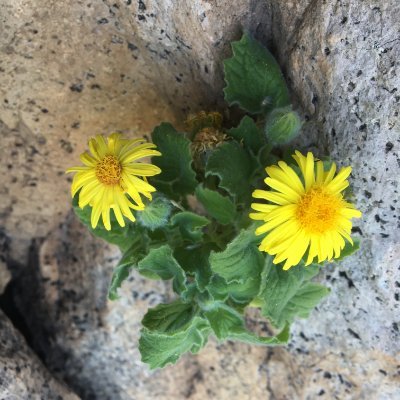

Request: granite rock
left=0, top=0, right=271, bottom=263
left=0, top=308, right=79, bottom=399
left=0, top=0, right=399, bottom=399
left=11, top=211, right=399, bottom=400
left=0, top=231, right=11, bottom=295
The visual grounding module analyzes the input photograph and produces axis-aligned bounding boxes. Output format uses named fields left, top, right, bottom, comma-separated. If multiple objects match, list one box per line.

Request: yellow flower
left=67, top=133, right=161, bottom=230
left=250, top=151, right=361, bottom=270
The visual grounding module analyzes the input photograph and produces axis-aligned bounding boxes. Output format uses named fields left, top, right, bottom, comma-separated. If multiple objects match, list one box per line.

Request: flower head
left=67, top=133, right=161, bottom=230
left=250, top=151, right=361, bottom=270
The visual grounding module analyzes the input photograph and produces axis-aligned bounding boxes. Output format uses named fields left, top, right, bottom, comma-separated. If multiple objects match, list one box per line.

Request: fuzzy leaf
left=207, top=229, right=264, bottom=304
left=265, top=107, right=302, bottom=144
left=226, top=278, right=263, bottom=304
left=108, top=237, right=148, bottom=300
left=205, top=275, right=229, bottom=302
left=259, top=256, right=330, bottom=329
left=209, top=229, right=263, bottom=284
left=174, top=244, right=213, bottom=292
left=195, top=185, right=236, bottom=225
left=228, top=115, right=264, bottom=153
left=171, top=211, right=210, bottom=242
left=205, top=141, right=252, bottom=204
left=139, top=301, right=210, bottom=369
left=136, top=195, right=172, bottom=230
left=206, top=274, right=262, bottom=305
left=150, top=123, right=197, bottom=199
left=224, top=33, right=290, bottom=114
left=137, top=245, right=187, bottom=294
left=204, top=303, right=290, bottom=345
left=108, top=264, right=132, bottom=301
left=142, top=301, right=196, bottom=333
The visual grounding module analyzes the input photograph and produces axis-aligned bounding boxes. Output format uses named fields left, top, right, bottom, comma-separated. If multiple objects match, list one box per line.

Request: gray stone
left=0, top=260, right=11, bottom=295
left=0, top=309, right=79, bottom=399
left=0, top=230, right=11, bottom=295
left=0, top=0, right=399, bottom=399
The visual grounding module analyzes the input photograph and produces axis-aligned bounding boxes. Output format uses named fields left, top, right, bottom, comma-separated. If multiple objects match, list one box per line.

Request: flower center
left=96, top=155, right=122, bottom=185
left=296, top=187, right=342, bottom=234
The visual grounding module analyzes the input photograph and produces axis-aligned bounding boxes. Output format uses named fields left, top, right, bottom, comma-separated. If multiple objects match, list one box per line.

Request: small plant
left=67, top=33, right=361, bottom=369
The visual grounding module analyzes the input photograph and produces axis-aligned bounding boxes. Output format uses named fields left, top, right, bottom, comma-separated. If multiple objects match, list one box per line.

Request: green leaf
left=73, top=195, right=137, bottom=252
left=249, top=143, right=277, bottom=189
left=209, top=229, right=263, bottom=284
left=207, top=229, right=264, bottom=304
left=142, top=301, right=196, bottom=333
left=204, top=303, right=289, bottom=345
left=108, top=236, right=148, bottom=300
left=174, top=244, right=213, bottom=292
left=228, top=115, right=264, bottom=153
left=265, top=107, right=302, bottom=144
left=150, top=123, right=197, bottom=199
left=108, top=264, right=132, bottom=301
left=136, top=194, right=172, bottom=230
left=226, top=277, right=263, bottom=304
left=195, top=185, right=236, bottom=225
left=206, top=274, right=262, bottom=305
left=137, top=245, right=187, bottom=295
left=206, top=275, right=229, bottom=302
left=258, top=256, right=330, bottom=329
left=139, top=301, right=211, bottom=369
left=171, top=211, right=210, bottom=242
left=336, top=238, right=360, bottom=261
left=205, top=141, right=252, bottom=204
left=223, top=33, right=290, bottom=114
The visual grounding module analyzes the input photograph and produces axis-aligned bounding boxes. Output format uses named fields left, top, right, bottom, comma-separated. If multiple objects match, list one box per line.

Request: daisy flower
left=250, top=151, right=361, bottom=270
left=67, top=133, right=161, bottom=230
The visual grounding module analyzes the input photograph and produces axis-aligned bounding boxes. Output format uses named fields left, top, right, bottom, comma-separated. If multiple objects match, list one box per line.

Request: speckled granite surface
left=0, top=308, right=79, bottom=399
left=0, top=0, right=399, bottom=399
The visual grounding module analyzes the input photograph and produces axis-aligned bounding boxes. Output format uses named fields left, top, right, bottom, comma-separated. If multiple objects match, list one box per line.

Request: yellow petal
left=252, top=190, right=292, bottom=205
left=120, top=143, right=161, bottom=163
left=264, top=178, right=301, bottom=201
left=80, top=152, right=97, bottom=167
left=115, top=193, right=136, bottom=221
left=102, top=208, right=111, bottom=231
left=304, top=152, right=315, bottom=190
left=340, top=208, right=362, bottom=219
left=71, top=171, right=97, bottom=197
left=250, top=203, right=278, bottom=213
left=286, top=231, right=309, bottom=267
left=293, top=150, right=306, bottom=174
left=279, top=162, right=305, bottom=193
left=118, top=138, right=147, bottom=159
left=323, top=163, right=337, bottom=184
left=249, top=212, right=268, bottom=221
left=91, top=202, right=102, bottom=229
left=315, top=161, right=324, bottom=185
left=123, top=163, right=161, bottom=176
left=78, top=180, right=101, bottom=207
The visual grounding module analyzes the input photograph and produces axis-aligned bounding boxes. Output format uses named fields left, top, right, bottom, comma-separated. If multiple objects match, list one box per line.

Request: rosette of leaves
left=72, top=33, right=359, bottom=369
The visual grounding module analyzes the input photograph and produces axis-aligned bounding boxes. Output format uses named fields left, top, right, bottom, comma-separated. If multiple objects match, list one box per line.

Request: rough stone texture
left=0, top=0, right=272, bottom=263
left=13, top=213, right=400, bottom=400
left=274, top=0, right=400, bottom=361
left=0, top=260, right=11, bottom=296
left=0, top=231, right=11, bottom=295
left=12, top=213, right=274, bottom=400
left=0, top=0, right=399, bottom=399
left=0, top=308, right=79, bottom=399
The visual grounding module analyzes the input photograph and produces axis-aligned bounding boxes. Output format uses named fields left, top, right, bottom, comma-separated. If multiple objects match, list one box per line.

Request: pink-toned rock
left=0, top=0, right=399, bottom=399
